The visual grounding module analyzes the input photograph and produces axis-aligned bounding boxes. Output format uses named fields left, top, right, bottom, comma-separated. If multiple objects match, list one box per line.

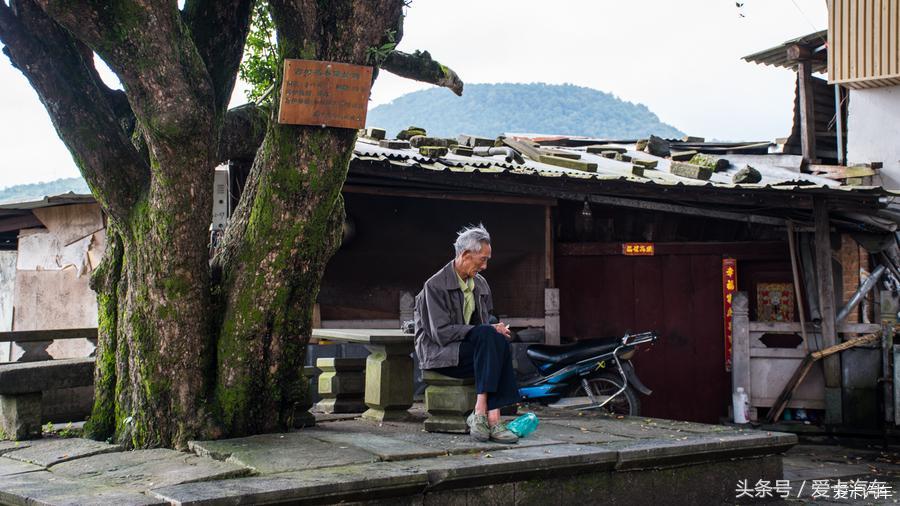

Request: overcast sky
left=0, top=0, right=827, bottom=190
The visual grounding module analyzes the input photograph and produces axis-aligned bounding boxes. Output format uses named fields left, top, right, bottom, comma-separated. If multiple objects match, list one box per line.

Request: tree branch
left=217, top=103, right=269, bottom=163
left=0, top=0, right=149, bottom=220
left=36, top=0, right=216, bottom=155
left=182, top=0, right=254, bottom=113
left=381, top=50, right=463, bottom=96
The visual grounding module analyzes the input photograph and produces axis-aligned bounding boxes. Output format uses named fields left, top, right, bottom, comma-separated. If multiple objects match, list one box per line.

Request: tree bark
left=1, top=0, right=459, bottom=449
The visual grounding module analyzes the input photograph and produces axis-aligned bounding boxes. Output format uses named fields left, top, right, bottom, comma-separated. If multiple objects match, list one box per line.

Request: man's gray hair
left=454, top=224, right=491, bottom=257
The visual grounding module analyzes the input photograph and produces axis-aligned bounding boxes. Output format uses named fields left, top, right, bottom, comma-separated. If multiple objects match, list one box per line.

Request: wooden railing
left=732, top=291, right=885, bottom=421
left=0, top=328, right=98, bottom=362
left=0, top=328, right=98, bottom=343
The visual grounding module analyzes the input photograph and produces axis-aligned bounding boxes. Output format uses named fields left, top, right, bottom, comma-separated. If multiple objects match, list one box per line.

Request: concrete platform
left=0, top=410, right=797, bottom=505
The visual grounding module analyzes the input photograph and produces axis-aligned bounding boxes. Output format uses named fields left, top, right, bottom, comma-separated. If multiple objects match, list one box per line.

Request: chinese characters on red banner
left=723, top=258, right=737, bottom=372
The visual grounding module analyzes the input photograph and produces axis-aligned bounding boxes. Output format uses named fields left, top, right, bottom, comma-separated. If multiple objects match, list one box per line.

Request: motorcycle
left=513, top=331, right=658, bottom=416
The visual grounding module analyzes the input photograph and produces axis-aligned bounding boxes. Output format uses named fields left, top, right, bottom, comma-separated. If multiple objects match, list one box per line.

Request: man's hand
left=493, top=322, right=511, bottom=339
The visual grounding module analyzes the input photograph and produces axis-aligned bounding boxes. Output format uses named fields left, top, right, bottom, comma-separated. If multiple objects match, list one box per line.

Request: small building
left=0, top=194, right=105, bottom=362
left=744, top=4, right=900, bottom=188
left=6, top=132, right=899, bottom=429
left=311, top=134, right=898, bottom=427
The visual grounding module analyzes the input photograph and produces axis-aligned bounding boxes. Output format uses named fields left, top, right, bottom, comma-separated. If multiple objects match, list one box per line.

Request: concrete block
left=397, top=127, right=426, bottom=140
left=362, top=127, right=386, bottom=140
left=586, top=145, right=626, bottom=154
left=316, top=358, right=365, bottom=414
left=409, top=136, right=450, bottom=148
left=0, top=393, right=41, bottom=440
left=457, top=134, right=494, bottom=148
left=362, top=350, right=414, bottom=422
left=378, top=139, right=411, bottom=149
left=633, top=159, right=658, bottom=169
left=670, top=150, right=697, bottom=161
left=418, top=146, right=449, bottom=158
left=423, top=372, right=475, bottom=434
left=670, top=161, right=712, bottom=180
left=450, top=145, right=474, bottom=156
left=318, top=372, right=365, bottom=396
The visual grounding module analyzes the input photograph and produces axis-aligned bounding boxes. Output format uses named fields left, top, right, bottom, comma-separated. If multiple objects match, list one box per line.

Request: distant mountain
left=0, top=177, right=90, bottom=204
left=367, top=83, right=684, bottom=140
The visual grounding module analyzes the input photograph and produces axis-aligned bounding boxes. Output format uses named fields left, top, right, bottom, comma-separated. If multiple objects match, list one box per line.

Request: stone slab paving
left=150, top=443, right=618, bottom=505
left=300, top=429, right=447, bottom=461
left=0, top=413, right=797, bottom=505
left=189, top=432, right=378, bottom=474
left=0, top=470, right=166, bottom=506
left=265, top=418, right=588, bottom=456
left=0, top=440, right=30, bottom=456
left=50, top=447, right=252, bottom=491
left=2, top=437, right=121, bottom=467
left=0, top=456, right=43, bottom=477
left=150, top=460, right=430, bottom=505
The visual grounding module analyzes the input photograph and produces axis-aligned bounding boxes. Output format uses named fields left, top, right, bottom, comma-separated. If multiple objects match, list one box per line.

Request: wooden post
left=545, top=205, right=555, bottom=288
left=814, top=197, right=841, bottom=424
left=731, top=292, right=755, bottom=421
left=798, top=60, right=818, bottom=164
left=544, top=288, right=560, bottom=345
left=881, top=290, right=898, bottom=424
left=787, top=222, right=810, bottom=354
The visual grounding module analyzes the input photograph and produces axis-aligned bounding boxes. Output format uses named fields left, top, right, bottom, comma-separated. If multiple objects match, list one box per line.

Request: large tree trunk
left=1, top=0, right=458, bottom=449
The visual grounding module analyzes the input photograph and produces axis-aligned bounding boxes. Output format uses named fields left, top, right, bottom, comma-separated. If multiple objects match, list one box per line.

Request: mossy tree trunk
left=0, top=0, right=461, bottom=449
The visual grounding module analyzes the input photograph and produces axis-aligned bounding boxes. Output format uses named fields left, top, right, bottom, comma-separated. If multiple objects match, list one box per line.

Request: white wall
left=0, top=251, right=15, bottom=362
left=847, top=85, right=900, bottom=189
left=11, top=203, right=105, bottom=360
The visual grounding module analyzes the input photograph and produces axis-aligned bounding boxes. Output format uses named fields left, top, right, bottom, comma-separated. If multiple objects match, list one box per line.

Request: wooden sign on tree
left=278, top=59, right=373, bottom=129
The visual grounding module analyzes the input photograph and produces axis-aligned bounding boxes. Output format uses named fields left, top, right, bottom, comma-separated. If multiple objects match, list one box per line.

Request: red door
left=556, top=246, right=728, bottom=423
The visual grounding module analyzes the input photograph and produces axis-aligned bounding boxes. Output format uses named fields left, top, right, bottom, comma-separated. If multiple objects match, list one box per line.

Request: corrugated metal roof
left=0, top=193, right=96, bottom=211
left=743, top=30, right=828, bottom=73
left=351, top=139, right=900, bottom=198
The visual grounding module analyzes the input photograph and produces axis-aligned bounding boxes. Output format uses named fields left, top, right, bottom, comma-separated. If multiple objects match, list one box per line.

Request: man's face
left=459, top=243, right=491, bottom=278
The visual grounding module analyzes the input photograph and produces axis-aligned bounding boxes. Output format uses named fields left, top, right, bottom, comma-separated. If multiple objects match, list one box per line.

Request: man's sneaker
left=489, top=423, right=519, bottom=444
left=466, top=412, right=490, bottom=442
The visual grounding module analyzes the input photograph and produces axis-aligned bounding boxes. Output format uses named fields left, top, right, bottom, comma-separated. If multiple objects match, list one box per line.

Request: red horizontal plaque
left=278, top=59, right=373, bottom=129
left=622, top=243, right=655, bottom=256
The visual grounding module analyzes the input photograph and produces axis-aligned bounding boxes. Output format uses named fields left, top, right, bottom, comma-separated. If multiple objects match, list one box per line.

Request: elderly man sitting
left=414, top=224, right=519, bottom=443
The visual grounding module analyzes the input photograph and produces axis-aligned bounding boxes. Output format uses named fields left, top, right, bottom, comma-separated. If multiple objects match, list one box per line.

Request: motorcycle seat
left=526, top=337, right=622, bottom=366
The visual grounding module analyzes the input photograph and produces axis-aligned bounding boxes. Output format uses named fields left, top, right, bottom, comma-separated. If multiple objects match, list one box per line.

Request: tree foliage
left=238, top=1, right=277, bottom=102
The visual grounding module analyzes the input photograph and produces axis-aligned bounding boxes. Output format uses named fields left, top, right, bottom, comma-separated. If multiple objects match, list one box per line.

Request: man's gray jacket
left=414, top=260, right=494, bottom=369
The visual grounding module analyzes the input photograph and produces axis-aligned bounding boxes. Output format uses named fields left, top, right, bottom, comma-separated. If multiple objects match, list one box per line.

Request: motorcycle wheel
left=569, top=372, right=641, bottom=416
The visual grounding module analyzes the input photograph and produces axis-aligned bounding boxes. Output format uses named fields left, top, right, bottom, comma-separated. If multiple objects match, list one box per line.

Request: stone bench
left=0, top=358, right=95, bottom=439
left=422, top=371, right=475, bottom=433
left=311, top=329, right=414, bottom=422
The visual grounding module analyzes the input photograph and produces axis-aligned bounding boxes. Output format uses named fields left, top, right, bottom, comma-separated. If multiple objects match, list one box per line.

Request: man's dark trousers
left=431, top=324, right=519, bottom=410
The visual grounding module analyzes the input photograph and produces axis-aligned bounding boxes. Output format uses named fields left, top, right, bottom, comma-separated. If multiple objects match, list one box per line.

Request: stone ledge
left=614, top=431, right=798, bottom=470
left=150, top=462, right=428, bottom=506
left=0, top=359, right=94, bottom=395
